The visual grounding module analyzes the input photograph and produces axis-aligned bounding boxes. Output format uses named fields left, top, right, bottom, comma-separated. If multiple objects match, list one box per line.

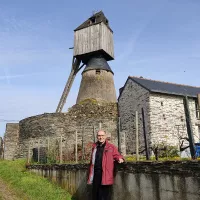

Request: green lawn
left=0, top=159, right=72, bottom=200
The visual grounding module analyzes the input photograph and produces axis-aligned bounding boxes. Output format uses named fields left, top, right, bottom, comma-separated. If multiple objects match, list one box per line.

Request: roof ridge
left=129, top=76, right=200, bottom=89
left=90, top=10, right=103, bottom=18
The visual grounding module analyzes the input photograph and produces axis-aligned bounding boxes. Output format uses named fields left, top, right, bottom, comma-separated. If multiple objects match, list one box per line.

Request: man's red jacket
left=87, top=140, right=123, bottom=185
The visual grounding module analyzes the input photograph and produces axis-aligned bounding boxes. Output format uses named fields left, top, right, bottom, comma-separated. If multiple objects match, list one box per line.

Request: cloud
left=0, top=72, right=49, bottom=80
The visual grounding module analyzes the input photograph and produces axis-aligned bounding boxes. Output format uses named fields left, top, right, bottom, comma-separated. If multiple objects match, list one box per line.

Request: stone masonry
left=118, top=77, right=200, bottom=155
left=149, top=93, right=199, bottom=146
left=4, top=123, right=19, bottom=160
left=76, top=70, right=117, bottom=104
left=118, top=79, right=150, bottom=154
left=17, top=99, right=118, bottom=160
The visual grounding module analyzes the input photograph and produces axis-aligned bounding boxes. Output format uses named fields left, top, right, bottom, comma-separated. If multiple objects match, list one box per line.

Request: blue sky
left=0, top=0, right=200, bottom=137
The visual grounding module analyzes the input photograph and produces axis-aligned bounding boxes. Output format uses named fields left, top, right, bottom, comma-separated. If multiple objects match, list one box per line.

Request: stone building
left=118, top=76, right=200, bottom=154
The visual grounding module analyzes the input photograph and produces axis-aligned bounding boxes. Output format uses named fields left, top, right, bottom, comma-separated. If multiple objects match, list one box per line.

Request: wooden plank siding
left=100, top=23, right=114, bottom=58
left=73, top=22, right=114, bottom=59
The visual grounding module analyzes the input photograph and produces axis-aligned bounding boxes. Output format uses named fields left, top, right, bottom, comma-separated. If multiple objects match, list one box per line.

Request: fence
left=26, top=123, right=110, bottom=164
left=27, top=134, right=95, bottom=164
left=26, top=105, right=200, bottom=164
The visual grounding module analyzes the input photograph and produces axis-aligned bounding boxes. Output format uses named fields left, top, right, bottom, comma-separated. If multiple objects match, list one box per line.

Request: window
left=96, top=69, right=101, bottom=75
left=90, top=17, right=96, bottom=24
left=181, top=116, right=184, bottom=122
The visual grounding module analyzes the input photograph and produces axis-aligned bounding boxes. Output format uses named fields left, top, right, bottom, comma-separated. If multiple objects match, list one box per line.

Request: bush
left=159, top=146, right=179, bottom=158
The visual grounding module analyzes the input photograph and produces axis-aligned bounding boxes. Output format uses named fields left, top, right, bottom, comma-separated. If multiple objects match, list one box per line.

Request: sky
left=0, top=0, right=200, bottom=137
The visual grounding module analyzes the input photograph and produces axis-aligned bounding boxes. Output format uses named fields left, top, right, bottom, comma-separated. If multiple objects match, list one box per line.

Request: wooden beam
left=56, top=57, right=82, bottom=113
left=198, top=94, right=200, bottom=108
left=38, top=140, right=40, bottom=163
left=60, top=135, right=63, bottom=164
left=93, top=126, right=96, bottom=143
left=118, top=117, right=121, bottom=153
left=82, top=127, right=85, bottom=160
left=142, top=108, right=150, bottom=160
left=135, top=111, right=139, bottom=161
left=75, top=130, right=78, bottom=163
left=183, top=96, right=196, bottom=159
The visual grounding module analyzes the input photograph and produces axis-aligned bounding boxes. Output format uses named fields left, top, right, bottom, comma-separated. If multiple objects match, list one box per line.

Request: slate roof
left=127, top=76, right=200, bottom=98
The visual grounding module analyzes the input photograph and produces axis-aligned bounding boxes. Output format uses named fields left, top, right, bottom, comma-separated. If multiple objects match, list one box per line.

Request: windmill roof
left=74, top=11, right=112, bottom=32
left=82, top=56, right=113, bottom=74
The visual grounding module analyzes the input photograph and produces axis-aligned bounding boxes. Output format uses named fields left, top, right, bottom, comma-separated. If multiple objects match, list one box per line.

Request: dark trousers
left=92, top=170, right=111, bottom=200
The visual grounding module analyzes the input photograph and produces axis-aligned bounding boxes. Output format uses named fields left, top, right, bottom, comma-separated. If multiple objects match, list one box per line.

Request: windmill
left=56, top=11, right=116, bottom=113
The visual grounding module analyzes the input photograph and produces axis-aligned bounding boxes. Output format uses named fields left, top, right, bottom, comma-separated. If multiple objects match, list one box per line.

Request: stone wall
left=28, top=161, right=200, bottom=200
left=149, top=93, right=200, bottom=147
left=118, top=79, right=150, bottom=154
left=4, top=123, right=19, bottom=160
left=18, top=100, right=118, bottom=159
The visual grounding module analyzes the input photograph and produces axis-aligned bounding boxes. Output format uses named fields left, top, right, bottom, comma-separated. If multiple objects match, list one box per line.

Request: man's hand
left=118, top=158, right=124, bottom=163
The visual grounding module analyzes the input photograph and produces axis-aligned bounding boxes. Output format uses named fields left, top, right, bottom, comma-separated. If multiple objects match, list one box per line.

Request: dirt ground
left=0, top=178, right=21, bottom=200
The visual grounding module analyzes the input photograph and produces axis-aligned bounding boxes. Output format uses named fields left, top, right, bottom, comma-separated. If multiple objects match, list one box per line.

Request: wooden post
left=142, top=108, right=150, bottom=160
left=197, top=94, right=200, bottom=119
left=60, top=135, right=63, bottom=164
left=135, top=111, right=139, bottom=161
left=198, top=94, right=200, bottom=108
left=75, top=130, right=78, bottom=163
left=47, top=137, right=50, bottom=152
left=66, top=144, right=68, bottom=162
left=118, top=117, right=121, bottom=153
left=99, top=122, right=102, bottom=130
left=82, top=127, right=85, bottom=160
left=47, top=137, right=50, bottom=161
left=38, top=140, right=40, bottom=163
left=183, top=96, right=196, bottom=159
left=27, top=141, right=31, bottom=164
left=93, top=126, right=96, bottom=143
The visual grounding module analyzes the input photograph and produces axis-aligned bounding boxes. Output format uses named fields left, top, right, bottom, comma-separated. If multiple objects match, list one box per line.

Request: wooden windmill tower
left=56, top=11, right=116, bottom=112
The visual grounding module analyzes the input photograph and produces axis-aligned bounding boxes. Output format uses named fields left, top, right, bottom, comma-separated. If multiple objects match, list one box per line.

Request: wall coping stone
left=27, top=161, right=200, bottom=177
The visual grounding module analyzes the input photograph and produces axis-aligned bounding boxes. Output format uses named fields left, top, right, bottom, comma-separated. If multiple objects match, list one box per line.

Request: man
left=87, top=130, right=124, bottom=200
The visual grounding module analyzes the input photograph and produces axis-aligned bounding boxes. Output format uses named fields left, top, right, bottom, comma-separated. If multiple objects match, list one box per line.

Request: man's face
left=97, top=130, right=106, bottom=143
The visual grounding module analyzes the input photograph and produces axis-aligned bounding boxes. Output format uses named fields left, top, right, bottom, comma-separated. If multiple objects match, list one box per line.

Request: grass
left=124, top=155, right=192, bottom=162
left=0, top=159, right=72, bottom=200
